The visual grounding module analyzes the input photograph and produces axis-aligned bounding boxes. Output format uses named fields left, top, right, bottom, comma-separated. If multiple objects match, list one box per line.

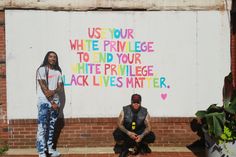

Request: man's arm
left=54, top=82, right=63, bottom=94
left=135, top=113, right=151, bottom=143
left=38, top=79, right=55, bottom=99
left=117, top=110, right=129, bottom=134
left=141, top=113, right=151, bottom=137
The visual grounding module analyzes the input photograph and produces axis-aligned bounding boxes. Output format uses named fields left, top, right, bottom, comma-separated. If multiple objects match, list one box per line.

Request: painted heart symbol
left=161, top=93, right=167, bottom=100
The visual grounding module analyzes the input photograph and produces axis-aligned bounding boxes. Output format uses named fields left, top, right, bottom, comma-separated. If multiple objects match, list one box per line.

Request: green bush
left=0, top=140, right=8, bottom=155
left=195, top=97, right=236, bottom=143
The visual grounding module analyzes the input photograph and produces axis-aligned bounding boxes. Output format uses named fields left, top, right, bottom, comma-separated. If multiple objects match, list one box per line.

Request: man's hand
left=38, top=80, right=55, bottom=98
left=127, top=131, right=138, bottom=140
left=51, top=101, right=58, bottom=110
left=135, top=135, right=143, bottom=143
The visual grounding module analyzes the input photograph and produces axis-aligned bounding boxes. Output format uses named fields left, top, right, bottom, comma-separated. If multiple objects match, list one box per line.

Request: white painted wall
left=5, top=10, right=230, bottom=119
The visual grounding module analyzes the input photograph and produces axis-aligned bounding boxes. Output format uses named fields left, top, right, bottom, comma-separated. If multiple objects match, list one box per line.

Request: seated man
left=113, top=94, right=156, bottom=157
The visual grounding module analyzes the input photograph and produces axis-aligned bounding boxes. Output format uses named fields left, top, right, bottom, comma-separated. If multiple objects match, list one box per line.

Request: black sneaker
left=113, top=144, right=122, bottom=153
left=119, top=149, right=129, bottom=157
left=140, top=144, right=151, bottom=154
left=129, top=146, right=139, bottom=155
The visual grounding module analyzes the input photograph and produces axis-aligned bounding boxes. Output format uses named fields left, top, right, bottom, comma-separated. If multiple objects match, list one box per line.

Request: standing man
left=113, top=94, right=156, bottom=157
left=36, top=51, right=63, bottom=157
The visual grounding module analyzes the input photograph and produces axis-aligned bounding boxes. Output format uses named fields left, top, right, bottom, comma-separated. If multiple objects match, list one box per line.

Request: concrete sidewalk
left=3, top=147, right=205, bottom=157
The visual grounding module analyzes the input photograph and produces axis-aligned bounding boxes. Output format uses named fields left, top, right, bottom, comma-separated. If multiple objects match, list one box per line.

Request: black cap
left=131, top=94, right=142, bottom=103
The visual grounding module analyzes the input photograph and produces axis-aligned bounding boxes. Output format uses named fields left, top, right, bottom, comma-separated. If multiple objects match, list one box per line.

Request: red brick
left=6, top=117, right=201, bottom=148
left=231, top=34, right=236, bottom=87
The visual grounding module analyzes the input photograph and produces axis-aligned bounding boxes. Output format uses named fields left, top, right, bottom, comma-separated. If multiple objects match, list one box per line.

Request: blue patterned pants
left=36, top=102, right=59, bottom=154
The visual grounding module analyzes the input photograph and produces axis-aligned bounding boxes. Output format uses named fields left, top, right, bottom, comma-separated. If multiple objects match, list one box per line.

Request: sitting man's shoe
left=48, top=149, right=61, bottom=157
left=128, top=146, right=139, bottom=155
left=114, top=144, right=123, bottom=153
left=119, top=149, right=129, bottom=157
left=140, top=144, right=151, bottom=154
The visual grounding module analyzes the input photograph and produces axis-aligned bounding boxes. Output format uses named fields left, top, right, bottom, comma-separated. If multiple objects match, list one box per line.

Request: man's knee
left=143, top=131, right=156, bottom=143
left=113, top=128, right=121, bottom=137
left=113, top=128, right=126, bottom=141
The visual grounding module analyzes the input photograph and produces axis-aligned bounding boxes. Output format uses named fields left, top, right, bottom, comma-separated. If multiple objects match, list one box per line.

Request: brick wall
left=8, top=117, right=199, bottom=148
left=0, top=10, right=201, bottom=149
left=231, top=0, right=236, bottom=88
left=231, top=33, right=236, bottom=88
left=0, top=10, right=8, bottom=147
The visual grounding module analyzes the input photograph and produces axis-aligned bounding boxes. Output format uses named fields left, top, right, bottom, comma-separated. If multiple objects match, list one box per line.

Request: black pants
left=113, top=128, right=155, bottom=152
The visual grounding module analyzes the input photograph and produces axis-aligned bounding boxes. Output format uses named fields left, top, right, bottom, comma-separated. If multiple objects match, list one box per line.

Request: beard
left=131, top=104, right=141, bottom=113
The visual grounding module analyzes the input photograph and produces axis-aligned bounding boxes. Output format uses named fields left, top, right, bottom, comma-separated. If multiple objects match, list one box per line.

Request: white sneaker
left=39, top=153, right=46, bottom=157
left=48, top=149, right=61, bottom=157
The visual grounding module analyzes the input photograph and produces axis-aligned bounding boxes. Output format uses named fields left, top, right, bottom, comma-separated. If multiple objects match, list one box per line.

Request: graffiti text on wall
left=63, top=27, right=170, bottom=89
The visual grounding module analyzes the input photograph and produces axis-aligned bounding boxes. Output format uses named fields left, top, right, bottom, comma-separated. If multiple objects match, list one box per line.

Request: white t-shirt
left=37, top=66, right=62, bottom=103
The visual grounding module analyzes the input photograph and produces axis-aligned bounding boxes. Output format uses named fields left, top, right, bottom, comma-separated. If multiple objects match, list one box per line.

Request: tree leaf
left=205, top=112, right=225, bottom=137
left=195, top=111, right=207, bottom=118
left=224, top=98, right=236, bottom=114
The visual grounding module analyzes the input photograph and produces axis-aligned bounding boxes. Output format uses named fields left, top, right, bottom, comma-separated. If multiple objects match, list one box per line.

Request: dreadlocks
left=36, top=51, right=62, bottom=91
left=39, top=51, right=62, bottom=73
